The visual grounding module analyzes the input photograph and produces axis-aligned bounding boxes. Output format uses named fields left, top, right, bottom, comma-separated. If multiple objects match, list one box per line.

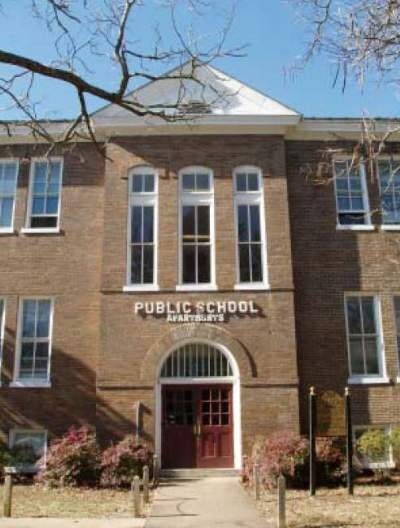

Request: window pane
left=248, top=173, right=259, bottom=191
left=239, top=244, right=250, bottom=282
left=334, top=161, right=347, bottom=178
left=236, top=173, right=246, bottom=192
left=32, top=197, right=45, bottom=215
left=197, top=206, right=210, bottom=241
left=144, top=174, right=154, bottom=192
left=347, top=297, right=362, bottom=334
left=339, top=212, right=366, bottom=225
left=22, top=301, right=36, bottom=338
left=349, top=337, right=364, bottom=375
left=182, top=174, right=195, bottom=191
left=46, top=196, right=59, bottom=215
left=36, top=301, right=51, bottom=338
left=394, top=297, right=400, bottom=334
left=131, top=206, right=142, bottom=243
left=197, top=245, right=210, bottom=283
left=361, top=297, right=376, bottom=334
left=13, top=432, right=45, bottom=458
left=365, top=337, right=379, bottom=375
left=0, top=197, right=13, bottom=227
left=182, top=206, right=195, bottom=242
left=336, top=179, right=349, bottom=192
left=143, top=206, right=154, bottom=243
left=197, top=173, right=209, bottom=191
left=143, top=245, right=154, bottom=283
left=249, top=205, right=261, bottom=242
left=237, top=205, right=249, bottom=242
left=2, top=166, right=17, bottom=194
left=20, top=342, right=34, bottom=377
left=251, top=244, right=263, bottom=282
left=131, top=246, right=142, bottom=284
left=31, top=217, right=57, bottom=228
left=338, top=197, right=350, bottom=210
left=182, top=245, right=196, bottom=283
left=132, top=174, right=143, bottom=193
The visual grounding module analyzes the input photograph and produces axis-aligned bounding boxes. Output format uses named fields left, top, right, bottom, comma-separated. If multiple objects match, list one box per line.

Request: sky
left=0, top=0, right=399, bottom=120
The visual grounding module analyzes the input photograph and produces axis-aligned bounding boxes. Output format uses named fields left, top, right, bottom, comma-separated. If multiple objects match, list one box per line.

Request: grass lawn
left=254, top=485, right=400, bottom=528
left=0, top=484, right=146, bottom=518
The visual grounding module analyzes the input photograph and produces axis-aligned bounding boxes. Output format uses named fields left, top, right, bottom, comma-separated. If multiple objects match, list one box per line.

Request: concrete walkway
left=0, top=519, right=145, bottom=528
left=145, top=477, right=268, bottom=528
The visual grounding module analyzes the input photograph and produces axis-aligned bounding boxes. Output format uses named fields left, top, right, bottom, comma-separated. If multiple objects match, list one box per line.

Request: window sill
left=381, top=225, right=400, bottom=231
left=20, top=228, right=60, bottom=235
left=234, top=283, right=270, bottom=291
left=123, top=285, right=160, bottom=293
left=348, top=376, right=390, bottom=385
left=336, top=225, right=375, bottom=231
left=176, top=284, right=218, bottom=292
left=9, top=381, right=51, bottom=388
left=363, top=461, right=395, bottom=470
left=0, top=228, right=16, bottom=235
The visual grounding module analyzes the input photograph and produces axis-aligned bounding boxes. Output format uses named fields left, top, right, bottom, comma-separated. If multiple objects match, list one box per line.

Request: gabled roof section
left=92, top=61, right=300, bottom=129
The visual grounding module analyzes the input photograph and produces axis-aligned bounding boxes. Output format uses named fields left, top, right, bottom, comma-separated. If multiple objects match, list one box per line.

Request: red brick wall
left=286, top=140, right=400, bottom=433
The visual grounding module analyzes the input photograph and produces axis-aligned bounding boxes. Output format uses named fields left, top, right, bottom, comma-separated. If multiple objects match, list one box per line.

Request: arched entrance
left=155, top=340, right=242, bottom=470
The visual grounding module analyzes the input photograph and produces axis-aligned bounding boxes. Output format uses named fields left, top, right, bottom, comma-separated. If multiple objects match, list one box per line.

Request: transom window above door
left=178, top=167, right=216, bottom=291
left=160, top=343, right=234, bottom=378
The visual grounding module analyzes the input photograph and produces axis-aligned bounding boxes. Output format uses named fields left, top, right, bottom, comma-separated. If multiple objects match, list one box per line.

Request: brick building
left=0, top=63, right=399, bottom=470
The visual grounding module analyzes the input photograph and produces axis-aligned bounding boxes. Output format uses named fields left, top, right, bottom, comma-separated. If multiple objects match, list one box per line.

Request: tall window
left=14, top=298, right=53, bottom=385
left=333, top=160, right=370, bottom=226
left=0, top=298, right=4, bottom=384
left=26, top=159, right=63, bottom=230
left=178, top=167, right=215, bottom=289
left=377, top=159, right=400, bottom=225
left=0, top=160, right=18, bottom=231
left=127, top=167, right=158, bottom=289
left=344, top=295, right=384, bottom=380
left=233, top=167, right=267, bottom=287
left=394, top=297, right=400, bottom=374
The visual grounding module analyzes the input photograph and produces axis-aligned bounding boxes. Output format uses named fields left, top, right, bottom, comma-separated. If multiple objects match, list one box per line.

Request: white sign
left=134, top=300, right=260, bottom=323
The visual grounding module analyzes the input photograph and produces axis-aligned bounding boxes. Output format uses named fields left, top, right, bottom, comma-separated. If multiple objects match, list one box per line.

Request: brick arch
left=139, top=324, right=255, bottom=382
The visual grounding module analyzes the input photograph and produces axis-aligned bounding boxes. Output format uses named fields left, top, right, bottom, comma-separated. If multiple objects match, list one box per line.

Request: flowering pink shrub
left=245, top=432, right=309, bottom=490
left=100, top=436, right=153, bottom=488
left=316, top=437, right=346, bottom=485
left=36, top=426, right=101, bottom=487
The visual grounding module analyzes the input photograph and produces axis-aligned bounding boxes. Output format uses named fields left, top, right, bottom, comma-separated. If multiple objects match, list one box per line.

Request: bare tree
left=0, top=0, right=243, bottom=152
left=291, top=0, right=400, bottom=180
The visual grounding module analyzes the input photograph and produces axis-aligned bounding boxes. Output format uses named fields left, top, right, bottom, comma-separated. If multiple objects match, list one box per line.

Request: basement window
left=9, top=429, right=47, bottom=471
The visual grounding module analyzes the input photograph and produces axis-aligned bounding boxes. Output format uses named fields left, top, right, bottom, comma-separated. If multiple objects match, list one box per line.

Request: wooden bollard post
left=309, top=386, right=317, bottom=496
left=131, top=476, right=141, bottom=518
left=345, top=387, right=354, bottom=495
left=277, top=474, right=286, bottom=528
left=3, top=473, right=13, bottom=518
left=254, top=463, right=261, bottom=500
left=152, top=454, right=159, bottom=488
left=143, top=465, right=150, bottom=504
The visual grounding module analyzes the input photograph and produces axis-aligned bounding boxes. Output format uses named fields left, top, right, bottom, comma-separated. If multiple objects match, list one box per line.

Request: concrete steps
left=160, top=468, right=240, bottom=479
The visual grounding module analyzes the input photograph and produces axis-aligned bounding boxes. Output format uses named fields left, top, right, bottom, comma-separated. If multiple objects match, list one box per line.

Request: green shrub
left=389, top=427, right=400, bottom=466
left=357, top=428, right=391, bottom=480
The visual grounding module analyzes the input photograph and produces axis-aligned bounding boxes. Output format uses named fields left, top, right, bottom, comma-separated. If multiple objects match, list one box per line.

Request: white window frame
left=0, top=158, right=19, bottom=234
left=392, top=296, right=400, bottom=383
left=344, top=293, right=388, bottom=385
left=233, top=166, right=269, bottom=290
left=22, top=157, right=63, bottom=234
left=0, top=297, right=5, bottom=387
left=124, top=166, right=159, bottom=292
left=333, top=158, right=373, bottom=231
left=11, top=297, right=55, bottom=388
left=377, top=156, right=400, bottom=230
left=9, top=428, right=48, bottom=471
left=353, top=425, right=395, bottom=470
left=177, top=166, right=217, bottom=291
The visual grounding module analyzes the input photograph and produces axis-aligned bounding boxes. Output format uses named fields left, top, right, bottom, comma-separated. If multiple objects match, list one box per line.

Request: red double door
left=162, top=385, right=233, bottom=469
